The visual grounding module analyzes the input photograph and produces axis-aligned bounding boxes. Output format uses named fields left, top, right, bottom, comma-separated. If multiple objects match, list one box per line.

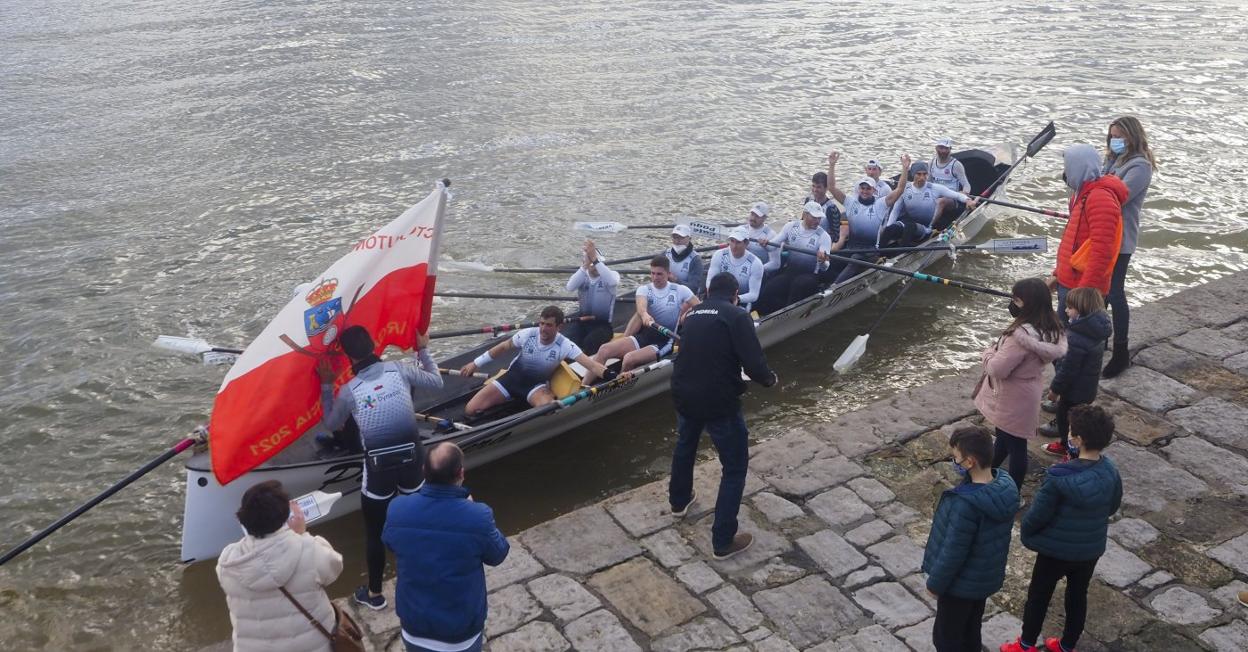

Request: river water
left=2, top=0, right=1246, bottom=648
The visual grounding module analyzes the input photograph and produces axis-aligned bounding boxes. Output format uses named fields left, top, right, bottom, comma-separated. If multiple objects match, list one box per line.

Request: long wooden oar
left=435, top=291, right=579, bottom=301
left=778, top=242, right=1012, bottom=298
left=483, top=268, right=653, bottom=275
left=833, top=281, right=915, bottom=372
left=573, top=222, right=678, bottom=234
left=0, top=430, right=207, bottom=566
left=452, top=244, right=726, bottom=273
left=830, top=237, right=1047, bottom=257
left=975, top=197, right=1068, bottom=219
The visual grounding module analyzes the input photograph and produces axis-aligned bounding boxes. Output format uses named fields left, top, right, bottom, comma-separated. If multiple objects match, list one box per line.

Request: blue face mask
left=1109, top=137, right=1127, bottom=155
left=951, top=459, right=969, bottom=477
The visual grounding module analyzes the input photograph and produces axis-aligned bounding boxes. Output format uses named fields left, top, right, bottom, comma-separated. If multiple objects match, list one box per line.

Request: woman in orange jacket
left=1052, top=144, right=1127, bottom=321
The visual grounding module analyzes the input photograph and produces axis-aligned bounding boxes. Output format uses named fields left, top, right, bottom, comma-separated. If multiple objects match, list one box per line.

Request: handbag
left=279, top=586, right=365, bottom=652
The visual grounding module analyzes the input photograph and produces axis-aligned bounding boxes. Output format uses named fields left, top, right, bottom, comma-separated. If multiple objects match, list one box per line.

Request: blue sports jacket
left=923, top=469, right=1019, bottom=599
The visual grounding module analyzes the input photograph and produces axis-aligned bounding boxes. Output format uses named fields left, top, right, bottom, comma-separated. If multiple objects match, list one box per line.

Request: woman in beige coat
left=217, top=480, right=343, bottom=652
left=974, top=278, right=1067, bottom=493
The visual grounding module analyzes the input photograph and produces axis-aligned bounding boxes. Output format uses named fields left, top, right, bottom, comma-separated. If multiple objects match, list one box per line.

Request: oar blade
left=981, top=237, right=1048, bottom=254
left=678, top=217, right=728, bottom=240
left=1026, top=121, right=1057, bottom=158
left=833, top=334, right=870, bottom=373
left=574, top=221, right=628, bottom=234
left=153, top=335, right=213, bottom=357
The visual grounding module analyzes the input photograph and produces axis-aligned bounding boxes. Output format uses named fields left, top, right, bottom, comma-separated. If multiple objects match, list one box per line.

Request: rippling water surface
left=2, top=0, right=1246, bottom=648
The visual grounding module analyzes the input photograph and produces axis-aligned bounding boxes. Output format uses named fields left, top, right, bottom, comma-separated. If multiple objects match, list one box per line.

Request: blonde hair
left=1107, top=116, right=1157, bottom=170
left=1066, top=286, right=1106, bottom=317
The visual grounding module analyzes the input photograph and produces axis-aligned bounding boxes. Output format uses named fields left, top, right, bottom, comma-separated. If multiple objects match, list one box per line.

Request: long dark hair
left=1003, top=278, right=1062, bottom=343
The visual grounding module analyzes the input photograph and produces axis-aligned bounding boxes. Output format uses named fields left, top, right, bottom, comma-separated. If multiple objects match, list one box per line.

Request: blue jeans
left=403, top=635, right=483, bottom=652
left=669, top=410, right=749, bottom=551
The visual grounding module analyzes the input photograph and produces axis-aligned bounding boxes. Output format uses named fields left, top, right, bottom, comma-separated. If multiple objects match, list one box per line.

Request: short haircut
left=1069, top=404, right=1114, bottom=450
left=236, top=480, right=290, bottom=537
left=340, top=325, right=375, bottom=361
left=539, top=305, right=565, bottom=324
left=707, top=272, right=739, bottom=299
left=811, top=172, right=828, bottom=186
left=649, top=255, right=670, bottom=270
left=949, top=426, right=994, bottom=469
left=425, top=442, right=465, bottom=485
left=1066, top=287, right=1106, bottom=316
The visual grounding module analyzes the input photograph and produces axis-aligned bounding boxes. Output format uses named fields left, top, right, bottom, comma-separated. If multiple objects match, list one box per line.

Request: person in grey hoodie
left=1100, top=116, right=1157, bottom=378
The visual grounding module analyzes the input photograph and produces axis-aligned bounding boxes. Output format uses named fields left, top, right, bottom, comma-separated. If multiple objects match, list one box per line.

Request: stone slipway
left=337, top=272, right=1248, bottom=651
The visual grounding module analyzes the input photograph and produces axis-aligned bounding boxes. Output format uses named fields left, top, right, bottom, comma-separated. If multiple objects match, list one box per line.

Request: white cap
left=750, top=201, right=770, bottom=217
left=728, top=226, right=750, bottom=242
left=865, top=159, right=882, bottom=169
left=856, top=177, right=876, bottom=189
left=935, top=137, right=954, bottom=148
left=671, top=224, right=693, bottom=238
left=802, top=200, right=824, bottom=218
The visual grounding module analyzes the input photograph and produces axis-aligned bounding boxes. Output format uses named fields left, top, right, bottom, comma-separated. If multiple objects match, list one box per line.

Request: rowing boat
left=181, top=132, right=1039, bottom=562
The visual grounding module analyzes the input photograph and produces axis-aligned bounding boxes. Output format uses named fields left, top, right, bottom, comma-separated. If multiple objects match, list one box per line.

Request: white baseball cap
left=671, top=224, right=693, bottom=238
left=856, top=177, right=875, bottom=189
left=750, top=201, right=770, bottom=217
left=865, top=159, right=882, bottom=169
left=728, top=226, right=750, bottom=242
left=935, top=137, right=954, bottom=148
left=802, top=200, right=824, bottom=217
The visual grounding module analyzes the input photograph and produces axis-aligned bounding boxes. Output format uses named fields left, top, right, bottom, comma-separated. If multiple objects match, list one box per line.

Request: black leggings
left=992, top=428, right=1028, bottom=491
left=1021, top=553, right=1099, bottom=650
left=361, top=494, right=393, bottom=594
left=1106, top=254, right=1131, bottom=347
left=932, top=593, right=986, bottom=652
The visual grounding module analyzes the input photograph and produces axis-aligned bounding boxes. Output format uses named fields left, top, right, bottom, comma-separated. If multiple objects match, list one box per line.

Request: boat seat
left=550, top=361, right=584, bottom=399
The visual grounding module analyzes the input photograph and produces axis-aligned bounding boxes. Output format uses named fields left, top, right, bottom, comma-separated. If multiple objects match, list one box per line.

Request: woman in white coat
left=217, top=480, right=344, bottom=652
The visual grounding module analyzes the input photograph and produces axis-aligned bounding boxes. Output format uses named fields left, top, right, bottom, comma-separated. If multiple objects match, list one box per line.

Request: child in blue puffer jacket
left=1001, top=405, right=1123, bottom=652
left=923, top=426, right=1020, bottom=652
left=1044, top=287, right=1112, bottom=459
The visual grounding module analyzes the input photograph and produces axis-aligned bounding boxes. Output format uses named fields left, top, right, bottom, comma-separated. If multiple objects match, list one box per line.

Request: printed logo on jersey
left=362, top=396, right=377, bottom=409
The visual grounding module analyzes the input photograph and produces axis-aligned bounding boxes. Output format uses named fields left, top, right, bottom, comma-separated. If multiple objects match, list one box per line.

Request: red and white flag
left=208, top=182, right=449, bottom=485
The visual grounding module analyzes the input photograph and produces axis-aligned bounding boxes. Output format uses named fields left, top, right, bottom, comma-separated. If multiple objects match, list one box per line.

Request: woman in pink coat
left=974, top=278, right=1067, bottom=492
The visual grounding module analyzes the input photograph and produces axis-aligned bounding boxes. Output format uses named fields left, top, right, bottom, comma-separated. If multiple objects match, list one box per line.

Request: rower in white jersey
left=864, top=159, right=894, bottom=198
left=825, top=151, right=899, bottom=205
left=930, top=137, right=972, bottom=228
left=582, top=255, right=700, bottom=385
left=881, top=160, right=978, bottom=245
left=804, top=172, right=843, bottom=240
left=754, top=201, right=832, bottom=314
left=827, top=158, right=908, bottom=284
left=459, top=305, right=612, bottom=416
left=666, top=224, right=706, bottom=297
left=708, top=226, right=764, bottom=310
left=744, top=202, right=776, bottom=264
left=563, top=239, right=619, bottom=354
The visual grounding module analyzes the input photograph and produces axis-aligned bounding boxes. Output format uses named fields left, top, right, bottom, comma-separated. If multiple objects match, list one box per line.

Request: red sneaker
left=1000, top=639, right=1035, bottom=652
left=1043, top=441, right=1067, bottom=456
left=1044, top=638, right=1074, bottom=652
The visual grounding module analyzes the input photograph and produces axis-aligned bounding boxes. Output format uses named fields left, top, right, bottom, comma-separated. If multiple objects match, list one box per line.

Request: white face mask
left=672, top=243, right=690, bottom=254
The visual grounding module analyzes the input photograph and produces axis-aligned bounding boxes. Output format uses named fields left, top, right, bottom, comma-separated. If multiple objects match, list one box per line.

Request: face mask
left=951, top=459, right=968, bottom=477
left=1109, top=137, right=1126, bottom=155
left=672, top=243, right=690, bottom=254
left=859, top=194, right=876, bottom=206
left=1008, top=301, right=1021, bottom=318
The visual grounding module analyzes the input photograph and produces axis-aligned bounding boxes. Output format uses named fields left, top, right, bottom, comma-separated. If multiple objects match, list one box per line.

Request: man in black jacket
left=669, top=272, right=777, bottom=560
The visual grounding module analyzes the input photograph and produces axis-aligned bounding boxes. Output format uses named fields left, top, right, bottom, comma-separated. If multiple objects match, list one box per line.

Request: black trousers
left=1021, top=553, right=1099, bottom=650
left=932, top=593, right=986, bottom=652
left=361, top=494, right=393, bottom=594
left=1054, top=398, right=1091, bottom=448
left=563, top=318, right=613, bottom=355
left=1106, top=253, right=1131, bottom=347
left=756, top=267, right=821, bottom=314
left=992, top=427, right=1028, bottom=491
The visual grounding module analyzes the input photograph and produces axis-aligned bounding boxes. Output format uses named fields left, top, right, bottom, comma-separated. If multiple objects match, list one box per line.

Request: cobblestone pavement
left=341, top=273, right=1248, bottom=651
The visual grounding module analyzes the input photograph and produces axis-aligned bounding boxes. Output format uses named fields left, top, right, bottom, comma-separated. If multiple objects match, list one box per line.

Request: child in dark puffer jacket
left=1001, top=405, right=1123, bottom=652
left=1044, top=287, right=1112, bottom=459
left=923, top=426, right=1019, bottom=652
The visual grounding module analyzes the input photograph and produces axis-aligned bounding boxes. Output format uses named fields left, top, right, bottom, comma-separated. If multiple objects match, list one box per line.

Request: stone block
left=851, top=582, right=931, bottom=628
left=1168, top=397, right=1248, bottom=452
left=688, top=507, right=793, bottom=574
left=808, top=486, right=875, bottom=529
left=1095, top=539, right=1152, bottom=587
left=1155, top=284, right=1247, bottom=329
left=817, top=624, right=910, bottom=651
left=845, top=520, right=895, bottom=547
left=750, top=492, right=806, bottom=523
left=485, top=542, right=544, bottom=592
left=979, top=613, right=1023, bottom=650
left=706, top=584, right=764, bottom=632
left=753, top=575, right=867, bottom=648
left=687, top=462, right=766, bottom=520
left=818, top=406, right=926, bottom=451
left=902, top=574, right=938, bottom=610
left=895, top=616, right=936, bottom=652
left=1226, top=351, right=1248, bottom=375
left=1173, top=327, right=1248, bottom=359
left=642, top=528, right=696, bottom=568
left=604, top=481, right=675, bottom=538
left=1107, top=442, right=1208, bottom=513
left=587, top=557, right=706, bottom=636
left=753, top=635, right=800, bottom=652
left=1140, top=536, right=1236, bottom=587
left=879, top=501, right=923, bottom=527
left=1095, top=393, right=1177, bottom=446
left=1100, top=365, right=1199, bottom=413
left=1108, top=517, right=1160, bottom=550
left=520, top=506, right=642, bottom=575
left=743, top=626, right=772, bottom=642
left=1210, top=580, right=1248, bottom=610
left=485, top=584, right=542, bottom=638
left=1148, top=586, right=1221, bottom=625
left=867, top=535, right=925, bottom=578
left=487, top=620, right=570, bottom=652
left=345, top=581, right=400, bottom=637
left=749, top=431, right=827, bottom=476
left=843, top=565, right=887, bottom=589
left=796, top=529, right=869, bottom=579
left=1122, top=303, right=1193, bottom=350
left=1208, top=532, right=1248, bottom=576
left=764, top=455, right=865, bottom=497
left=563, top=609, right=642, bottom=652
left=674, top=561, right=722, bottom=594
left=650, top=616, right=741, bottom=652
left=739, top=557, right=809, bottom=592
left=1083, top=580, right=1153, bottom=642
left=1199, top=619, right=1248, bottom=652
left=527, top=574, right=600, bottom=623
left=847, top=476, right=897, bottom=507
left=1139, top=570, right=1175, bottom=590
left=1162, top=436, right=1248, bottom=497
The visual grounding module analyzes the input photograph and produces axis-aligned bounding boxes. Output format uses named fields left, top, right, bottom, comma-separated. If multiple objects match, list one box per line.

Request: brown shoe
left=1238, top=590, right=1248, bottom=608
left=713, top=533, right=754, bottom=560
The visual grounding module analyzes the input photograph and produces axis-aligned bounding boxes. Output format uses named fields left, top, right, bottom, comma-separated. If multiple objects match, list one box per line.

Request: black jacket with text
left=670, top=297, right=776, bottom=419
